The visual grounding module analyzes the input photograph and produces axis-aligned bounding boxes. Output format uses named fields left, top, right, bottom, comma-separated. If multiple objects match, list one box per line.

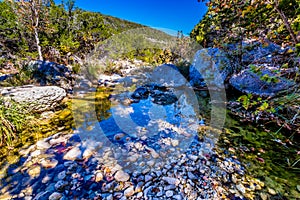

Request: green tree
left=10, top=0, right=51, bottom=60
left=192, top=0, right=300, bottom=47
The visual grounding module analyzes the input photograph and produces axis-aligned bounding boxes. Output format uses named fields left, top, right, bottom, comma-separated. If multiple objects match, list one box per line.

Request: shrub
left=0, top=98, right=33, bottom=147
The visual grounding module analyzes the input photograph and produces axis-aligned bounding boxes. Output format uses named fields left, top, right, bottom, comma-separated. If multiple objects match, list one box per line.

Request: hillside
left=0, top=0, right=145, bottom=66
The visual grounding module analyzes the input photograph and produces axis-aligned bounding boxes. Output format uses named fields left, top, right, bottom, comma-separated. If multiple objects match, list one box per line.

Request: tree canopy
left=191, top=0, right=300, bottom=49
left=0, top=0, right=144, bottom=64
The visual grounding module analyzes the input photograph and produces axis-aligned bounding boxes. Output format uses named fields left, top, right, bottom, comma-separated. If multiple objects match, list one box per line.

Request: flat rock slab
left=229, top=68, right=295, bottom=97
left=0, top=85, right=66, bottom=112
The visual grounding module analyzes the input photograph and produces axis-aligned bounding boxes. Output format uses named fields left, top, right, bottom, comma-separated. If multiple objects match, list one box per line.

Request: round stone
left=166, top=190, right=174, bottom=197
left=114, top=170, right=130, bottom=182
left=124, top=186, right=135, bottom=197
left=48, top=192, right=62, bottom=200
left=95, top=172, right=103, bottom=182
left=40, top=158, right=58, bottom=169
left=63, top=147, right=82, bottom=161
left=36, top=140, right=51, bottom=150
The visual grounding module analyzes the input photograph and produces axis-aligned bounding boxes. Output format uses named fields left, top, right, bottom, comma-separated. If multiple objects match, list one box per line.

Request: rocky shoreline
left=0, top=128, right=266, bottom=200
left=0, top=42, right=299, bottom=199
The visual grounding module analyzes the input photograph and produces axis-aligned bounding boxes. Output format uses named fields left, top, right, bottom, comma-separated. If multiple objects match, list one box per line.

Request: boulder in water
left=189, top=48, right=231, bottom=88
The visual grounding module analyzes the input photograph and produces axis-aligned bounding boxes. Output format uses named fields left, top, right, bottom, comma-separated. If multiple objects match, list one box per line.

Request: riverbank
left=0, top=60, right=299, bottom=199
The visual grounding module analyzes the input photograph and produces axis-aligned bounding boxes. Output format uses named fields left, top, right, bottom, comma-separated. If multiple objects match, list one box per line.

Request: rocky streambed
left=0, top=125, right=262, bottom=200
left=0, top=75, right=281, bottom=200
left=1, top=41, right=299, bottom=199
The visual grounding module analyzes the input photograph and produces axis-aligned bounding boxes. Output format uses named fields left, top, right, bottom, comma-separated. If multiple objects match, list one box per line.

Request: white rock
left=142, top=167, right=150, bottom=174
left=114, top=170, right=130, bottom=182
left=42, top=175, right=52, bottom=184
left=162, top=177, right=180, bottom=186
left=134, top=142, right=143, bottom=150
left=156, top=188, right=164, bottom=197
left=48, top=192, right=62, bottom=200
left=187, top=154, right=198, bottom=162
left=145, top=175, right=153, bottom=182
left=145, top=146, right=159, bottom=159
left=135, top=182, right=144, bottom=193
left=147, top=160, right=155, bottom=167
left=267, top=188, right=276, bottom=195
left=164, top=185, right=176, bottom=190
left=128, top=154, right=139, bottom=162
left=124, top=186, right=135, bottom=197
left=40, top=158, right=58, bottom=169
left=95, top=172, right=103, bottom=182
left=171, top=139, right=179, bottom=147
left=232, top=175, right=238, bottom=184
left=187, top=172, right=197, bottom=180
left=106, top=194, right=113, bottom=200
left=136, top=192, right=143, bottom=198
left=236, top=183, right=246, bottom=194
left=31, top=150, right=42, bottom=157
left=143, top=186, right=152, bottom=198
left=173, top=195, right=183, bottom=200
left=36, top=141, right=51, bottom=150
left=28, top=165, right=41, bottom=178
left=49, top=138, right=66, bottom=146
left=166, top=190, right=174, bottom=197
left=82, top=149, right=94, bottom=159
left=155, top=171, right=162, bottom=177
left=63, top=147, right=82, bottom=161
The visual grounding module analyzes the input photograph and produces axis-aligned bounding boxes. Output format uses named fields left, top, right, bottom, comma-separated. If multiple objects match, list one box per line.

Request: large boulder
left=0, top=85, right=66, bottom=112
left=223, top=40, right=290, bottom=64
left=241, top=40, right=288, bottom=64
left=27, top=60, right=73, bottom=92
left=150, top=64, right=188, bottom=88
left=229, top=65, right=296, bottom=97
left=189, top=48, right=232, bottom=88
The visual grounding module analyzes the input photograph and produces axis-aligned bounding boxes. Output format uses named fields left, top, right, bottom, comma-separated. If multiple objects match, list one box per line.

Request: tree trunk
left=34, top=27, right=43, bottom=60
left=275, top=7, right=298, bottom=45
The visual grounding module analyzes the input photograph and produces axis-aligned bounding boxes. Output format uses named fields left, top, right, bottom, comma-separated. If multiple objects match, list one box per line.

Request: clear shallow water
left=0, top=83, right=298, bottom=199
left=73, top=86, right=200, bottom=156
left=73, top=87, right=300, bottom=198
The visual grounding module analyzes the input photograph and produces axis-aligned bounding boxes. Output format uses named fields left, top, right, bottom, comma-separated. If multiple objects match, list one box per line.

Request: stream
left=0, top=65, right=299, bottom=199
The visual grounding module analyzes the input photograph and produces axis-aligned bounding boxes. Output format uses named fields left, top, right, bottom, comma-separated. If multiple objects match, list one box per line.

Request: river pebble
left=63, top=146, right=82, bottom=161
left=0, top=124, right=266, bottom=200
left=114, top=170, right=130, bottom=182
left=48, top=192, right=62, bottom=200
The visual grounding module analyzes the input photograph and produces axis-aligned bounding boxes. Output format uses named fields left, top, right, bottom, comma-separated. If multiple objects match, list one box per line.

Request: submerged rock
left=63, top=147, right=82, bottom=161
left=131, top=84, right=178, bottom=105
left=131, top=87, right=149, bottom=99
left=48, top=192, right=62, bottom=200
left=114, top=170, right=130, bottom=182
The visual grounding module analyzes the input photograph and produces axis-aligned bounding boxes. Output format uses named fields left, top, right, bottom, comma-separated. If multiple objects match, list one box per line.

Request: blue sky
left=57, top=0, right=208, bottom=35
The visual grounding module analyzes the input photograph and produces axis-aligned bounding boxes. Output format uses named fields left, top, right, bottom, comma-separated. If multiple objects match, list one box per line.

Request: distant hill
left=0, top=0, right=145, bottom=64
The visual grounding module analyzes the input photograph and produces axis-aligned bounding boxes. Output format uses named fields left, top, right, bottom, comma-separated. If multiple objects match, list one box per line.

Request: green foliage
left=260, top=74, right=280, bottom=83
left=0, top=0, right=144, bottom=62
left=0, top=98, right=32, bottom=147
left=192, top=0, right=300, bottom=47
left=237, top=94, right=276, bottom=114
